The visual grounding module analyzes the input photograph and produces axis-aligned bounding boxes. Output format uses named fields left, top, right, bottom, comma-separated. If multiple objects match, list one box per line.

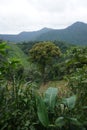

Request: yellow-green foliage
left=29, top=41, right=61, bottom=65
left=29, top=41, right=61, bottom=77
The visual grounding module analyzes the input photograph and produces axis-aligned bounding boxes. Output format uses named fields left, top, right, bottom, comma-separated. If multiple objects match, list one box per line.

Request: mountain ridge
left=0, top=21, right=87, bottom=45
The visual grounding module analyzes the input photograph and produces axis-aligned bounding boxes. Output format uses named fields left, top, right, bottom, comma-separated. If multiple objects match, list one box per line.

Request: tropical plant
left=0, top=42, right=37, bottom=130
left=64, top=46, right=87, bottom=129
left=36, top=87, right=84, bottom=130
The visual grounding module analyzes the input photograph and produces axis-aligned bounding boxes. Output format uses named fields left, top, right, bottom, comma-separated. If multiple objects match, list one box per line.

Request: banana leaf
left=36, top=94, right=49, bottom=127
left=44, top=87, right=58, bottom=111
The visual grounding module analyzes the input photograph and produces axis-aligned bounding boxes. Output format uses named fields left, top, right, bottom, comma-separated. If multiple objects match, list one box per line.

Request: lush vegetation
left=29, top=41, right=61, bottom=82
left=17, top=40, right=72, bottom=54
left=0, top=40, right=87, bottom=130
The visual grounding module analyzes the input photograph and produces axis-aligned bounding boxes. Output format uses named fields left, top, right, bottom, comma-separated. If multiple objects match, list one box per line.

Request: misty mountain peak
left=0, top=21, right=87, bottom=45
left=67, top=21, right=87, bottom=30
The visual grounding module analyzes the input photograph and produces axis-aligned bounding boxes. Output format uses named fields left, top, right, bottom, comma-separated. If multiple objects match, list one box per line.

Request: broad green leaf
left=62, top=95, right=76, bottom=109
left=44, top=87, right=58, bottom=111
left=36, top=95, right=49, bottom=127
left=55, top=117, right=66, bottom=128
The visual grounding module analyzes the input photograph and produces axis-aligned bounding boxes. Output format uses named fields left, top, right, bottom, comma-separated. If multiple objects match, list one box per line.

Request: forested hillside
left=17, top=40, right=74, bottom=55
left=0, top=22, right=87, bottom=45
left=7, top=42, right=30, bottom=69
left=36, top=22, right=87, bottom=45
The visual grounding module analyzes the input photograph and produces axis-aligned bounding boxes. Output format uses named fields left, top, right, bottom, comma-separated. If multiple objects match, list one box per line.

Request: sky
left=0, top=0, right=87, bottom=34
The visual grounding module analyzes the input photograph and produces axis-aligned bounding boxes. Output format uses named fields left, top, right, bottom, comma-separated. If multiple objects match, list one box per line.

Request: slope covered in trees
left=17, top=40, right=73, bottom=55
left=7, top=42, right=30, bottom=69
left=0, top=22, right=87, bottom=45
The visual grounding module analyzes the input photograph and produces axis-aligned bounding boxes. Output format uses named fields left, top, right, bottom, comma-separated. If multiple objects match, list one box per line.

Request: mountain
left=0, top=27, right=52, bottom=42
left=0, top=22, right=87, bottom=45
left=36, top=22, right=87, bottom=45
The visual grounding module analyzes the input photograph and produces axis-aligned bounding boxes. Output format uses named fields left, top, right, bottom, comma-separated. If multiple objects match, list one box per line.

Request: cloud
left=0, top=0, right=87, bottom=33
left=28, top=0, right=68, bottom=13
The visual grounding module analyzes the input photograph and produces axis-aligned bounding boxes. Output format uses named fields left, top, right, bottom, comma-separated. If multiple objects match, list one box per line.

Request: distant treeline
left=17, top=40, right=74, bottom=55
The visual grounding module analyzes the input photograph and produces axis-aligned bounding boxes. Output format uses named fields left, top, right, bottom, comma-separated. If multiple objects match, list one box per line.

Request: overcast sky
left=0, top=0, right=87, bottom=34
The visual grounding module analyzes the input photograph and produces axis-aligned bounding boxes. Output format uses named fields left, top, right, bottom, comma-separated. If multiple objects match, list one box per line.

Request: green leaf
left=36, top=95, right=49, bottom=127
left=44, top=87, right=58, bottom=111
left=62, top=95, right=77, bottom=109
left=55, top=117, right=66, bottom=128
left=83, top=106, right=87, bottom=109
left=69, top=118, right=82, bottom=126
left=30, top=125, right=36, bottom=130
left=0, top=42, right=6, bottom=49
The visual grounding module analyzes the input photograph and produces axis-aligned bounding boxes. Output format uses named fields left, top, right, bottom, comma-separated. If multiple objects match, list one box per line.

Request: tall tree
left=29, top=41, right=61, bottom=82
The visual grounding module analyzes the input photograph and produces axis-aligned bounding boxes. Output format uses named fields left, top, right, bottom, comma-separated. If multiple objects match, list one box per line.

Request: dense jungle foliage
left=0, top=40, right=87, bottom=130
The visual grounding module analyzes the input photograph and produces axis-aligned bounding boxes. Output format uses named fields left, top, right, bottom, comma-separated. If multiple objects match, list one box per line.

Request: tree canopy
left=29, top=41, right=61, bottom=81
left=29, top=41, right=61, bottom=64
